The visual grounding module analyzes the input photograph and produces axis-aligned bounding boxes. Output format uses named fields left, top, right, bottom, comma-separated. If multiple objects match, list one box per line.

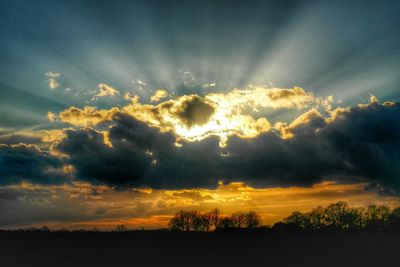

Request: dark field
left=0, top=231, right=399, bottom=267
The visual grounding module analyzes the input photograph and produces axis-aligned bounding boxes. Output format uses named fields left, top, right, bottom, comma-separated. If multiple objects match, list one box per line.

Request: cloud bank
left=1, top=86, right=399, bottom=195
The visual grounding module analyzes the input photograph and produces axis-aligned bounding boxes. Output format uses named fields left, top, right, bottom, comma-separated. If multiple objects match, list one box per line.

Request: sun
left=173, top=104, right=271, bottom=147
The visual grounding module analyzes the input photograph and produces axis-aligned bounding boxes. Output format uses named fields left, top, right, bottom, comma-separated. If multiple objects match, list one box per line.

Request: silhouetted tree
left=244, top=211, right=262, bottom=229
left=324, top=201, right=351, bottom=229
left=345, top=207, right=366, bottom=230
left=204, top=208, right=222, bottom=231
left=169, top=210, right=202, bottom=231
left=365, top=205, right=391, bottom=228
left=168, top=203, right=400, bottom=233
left=277, top=202, right=400, bottom=232
left=169, top=211, right=186, bottom=231
left=194, top=214, right=212, bottom=231
left=219, top=217, right=236, bottom=229
left=285, top=211, right=309, bottom=230
left=307, top=206, right=325, bottom=230
left=231, top=212, right=247, bottom=228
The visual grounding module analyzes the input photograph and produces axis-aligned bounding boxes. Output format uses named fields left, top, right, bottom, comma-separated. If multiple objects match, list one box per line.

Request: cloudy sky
left=1, top=0, right=400, bottom=229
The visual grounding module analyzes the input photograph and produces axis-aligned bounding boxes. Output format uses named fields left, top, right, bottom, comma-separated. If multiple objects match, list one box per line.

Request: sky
left=1, top=0, right=400, bottom=229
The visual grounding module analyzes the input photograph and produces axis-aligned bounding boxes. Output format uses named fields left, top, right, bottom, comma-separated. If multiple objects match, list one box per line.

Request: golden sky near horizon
left=5, top=181, right=399, bottom=230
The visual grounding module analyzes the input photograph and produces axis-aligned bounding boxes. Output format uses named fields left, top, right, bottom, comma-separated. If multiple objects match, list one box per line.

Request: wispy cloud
left=92, top=83, right=120, bottom=100
left=45, top=71, right=61, bottom=90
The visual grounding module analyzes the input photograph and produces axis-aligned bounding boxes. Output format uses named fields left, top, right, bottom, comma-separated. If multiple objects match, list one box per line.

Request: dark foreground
left=0, top=231, right=399, bottom=267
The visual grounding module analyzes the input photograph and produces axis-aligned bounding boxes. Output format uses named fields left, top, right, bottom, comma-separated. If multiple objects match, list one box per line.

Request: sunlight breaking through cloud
left=55, top=85, right=327, bottom=147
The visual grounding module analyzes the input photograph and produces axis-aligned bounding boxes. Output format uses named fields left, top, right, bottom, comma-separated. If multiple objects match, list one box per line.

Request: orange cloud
left=4, top=181, right=400, bottom=230
left=58, top=106, right=119, bottom=127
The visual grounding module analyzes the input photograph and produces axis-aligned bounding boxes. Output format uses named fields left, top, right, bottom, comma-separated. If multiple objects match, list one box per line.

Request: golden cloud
left=95, top=83, right=119, bottom=98
left=40, top=129, right=68, bottom=143
left=150, top=89, right=170, bottom=102
left=54, top=86, right=332, bottom=146
left=58, top=106, right=119, bottom=127
left=121, top=86, right=316, bottom=146
left=0, top=129, right=68, bottom=150
left=47, top=112, right=56, bottom=122
left=276, top=108, right=325, bottom=139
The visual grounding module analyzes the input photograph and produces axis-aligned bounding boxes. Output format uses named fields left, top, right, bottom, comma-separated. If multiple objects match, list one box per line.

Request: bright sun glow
left=120, top=86, right=320, bottom=147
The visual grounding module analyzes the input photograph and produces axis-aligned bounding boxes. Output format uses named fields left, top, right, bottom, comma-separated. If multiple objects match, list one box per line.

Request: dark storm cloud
left=53, top=102, right=400, bottom=191
left=0, top=144, right=69, bottom=185
left=175, top=96, right=215, bottom=127
left=0, top=187, right=24, bottom=201
left=320, top=103, right=400, bottom=190
left=56, top=126, right=151, bottom=186
left=57, top=113, right=221, bottom=188
left=223, top=102, right=400, bottom=190
left=0, top=132, right=42, bottom=145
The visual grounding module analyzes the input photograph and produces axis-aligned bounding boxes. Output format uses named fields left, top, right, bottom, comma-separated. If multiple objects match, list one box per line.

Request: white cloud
left=45, top=71, right=61, bottom=90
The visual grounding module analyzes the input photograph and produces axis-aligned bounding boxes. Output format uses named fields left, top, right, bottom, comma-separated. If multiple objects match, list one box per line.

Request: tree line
left=169, top=202, right=400, bottom=232
left=275, top=201, right=400, bottom=231
left=168, top=209, right=262, bottom=231
left=3, top=201, right=400, bottom=233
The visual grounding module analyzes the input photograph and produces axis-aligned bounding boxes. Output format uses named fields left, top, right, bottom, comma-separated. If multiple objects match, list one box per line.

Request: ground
left=0, top=231, right=399, bottom=267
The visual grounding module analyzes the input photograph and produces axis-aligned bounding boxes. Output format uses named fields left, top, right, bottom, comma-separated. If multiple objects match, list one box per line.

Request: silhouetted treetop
left=169, top=209, right=261, bottom=231
left=278, top=201, right=400, bottom=232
